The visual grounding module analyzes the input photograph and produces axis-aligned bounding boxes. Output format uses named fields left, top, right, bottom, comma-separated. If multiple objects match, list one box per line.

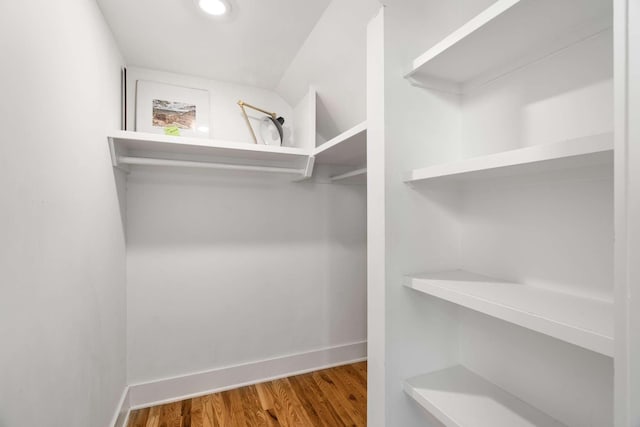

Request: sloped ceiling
left=96, top=0, right=331, bottom=88
left=276, top=0, right=381, bottom=141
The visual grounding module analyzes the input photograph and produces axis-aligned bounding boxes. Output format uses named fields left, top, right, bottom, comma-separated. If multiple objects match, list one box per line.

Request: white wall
left=277, top=0, right=380, bottom=143
left=380, top=0, right=615, bottom=425
left=614, top=0, right=640, bottom=424
left=0, top=1, right=127, bottom=426
left=123, top=67, right=367, bottom=385
left=460, top=310, right=614, bottom=427
left=460, top=30, right=613, bottom=156
left=460, top=166, right=613, bottom=302
left=454, top=29, right=614, bottom=426
left=380, top=1, right=494, bottom=425
left=456, top=29, right=614, bottom=303
left=125, top=169, right=367, bottom=383
left=126, top=67, right=296, bottom=147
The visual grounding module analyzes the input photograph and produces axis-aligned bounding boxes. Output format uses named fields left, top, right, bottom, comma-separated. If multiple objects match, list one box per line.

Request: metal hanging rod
left=330, top=167, right=367, bottom=181
left=117, top=156, right=304, bottom=175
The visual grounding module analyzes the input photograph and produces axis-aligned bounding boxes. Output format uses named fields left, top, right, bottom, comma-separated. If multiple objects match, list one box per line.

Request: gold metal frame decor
left=237, top=100, right=284, bottom=145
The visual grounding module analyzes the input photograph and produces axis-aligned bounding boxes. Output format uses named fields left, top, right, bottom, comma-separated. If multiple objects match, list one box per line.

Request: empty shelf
left=404, top=365, right=566, bottom=427
left=108, top=131, right=313, bottom=178
left=405, top=0, right=612, bottom=93
left=404, top=270, right=613, bottom=356
left=313, top=122, right=367, bottom=166
left=404, top=133, right=613, bottom=184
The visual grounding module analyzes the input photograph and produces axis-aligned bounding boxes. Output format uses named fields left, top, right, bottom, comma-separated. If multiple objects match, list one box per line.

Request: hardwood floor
left=127, top=362, right=367, bottom=427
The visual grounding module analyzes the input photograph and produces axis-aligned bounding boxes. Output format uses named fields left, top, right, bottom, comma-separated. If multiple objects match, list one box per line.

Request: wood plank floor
left=127, top=362, right=367, bottom=427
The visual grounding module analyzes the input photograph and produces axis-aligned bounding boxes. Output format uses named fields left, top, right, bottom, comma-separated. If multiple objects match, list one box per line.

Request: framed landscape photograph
left=135, top=80, right=210, bottom=137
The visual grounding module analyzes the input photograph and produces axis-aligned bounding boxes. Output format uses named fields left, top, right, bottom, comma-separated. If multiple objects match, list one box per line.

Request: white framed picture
left=135, top=80, right=210, bottom=137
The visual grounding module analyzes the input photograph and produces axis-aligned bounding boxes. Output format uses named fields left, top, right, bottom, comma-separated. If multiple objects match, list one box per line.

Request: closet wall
left=616, top=0, right=640, bottom=420
left=371, top=0, right=615, bottom=425
left=0, top=0, right=127, bottom=426
left=124, top=70, right=367, bottom=384
left=126, top=169, right=367, bottom=383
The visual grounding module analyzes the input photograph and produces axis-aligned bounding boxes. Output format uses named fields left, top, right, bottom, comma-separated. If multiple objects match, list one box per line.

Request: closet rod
left=330, top=167, right=367, bottom=181
left=117, top=156, right=305, bottom=175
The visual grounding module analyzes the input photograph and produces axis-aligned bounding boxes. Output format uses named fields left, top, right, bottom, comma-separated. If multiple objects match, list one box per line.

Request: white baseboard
left=110, top=386, right=131, bottom=427
left=127, top=340, right=367, bottom=410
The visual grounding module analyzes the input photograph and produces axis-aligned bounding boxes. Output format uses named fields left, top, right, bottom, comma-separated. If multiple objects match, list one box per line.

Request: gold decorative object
left=237, top=100, right=284, bottom=145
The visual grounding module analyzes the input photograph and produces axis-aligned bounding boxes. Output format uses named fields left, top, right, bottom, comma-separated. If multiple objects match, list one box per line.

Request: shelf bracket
left=292, top=156, right=315, bottom=182
left=108, top=137, right=130, bottom=172
left=303, top=156, right=315, bottom=178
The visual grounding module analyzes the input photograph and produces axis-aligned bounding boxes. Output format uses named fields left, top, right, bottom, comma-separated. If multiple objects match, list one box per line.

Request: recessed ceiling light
left=198, top=0, right=228, bottom=16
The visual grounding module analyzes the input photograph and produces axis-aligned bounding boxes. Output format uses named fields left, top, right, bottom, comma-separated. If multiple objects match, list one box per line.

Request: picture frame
left=135, top=80, right=210, bottom=138
left=121, top=67, right=127, bottom=130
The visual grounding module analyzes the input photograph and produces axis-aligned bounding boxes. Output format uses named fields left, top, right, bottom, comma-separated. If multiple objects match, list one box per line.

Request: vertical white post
left=293, top=87, right=317, bottom=151
left=367, top=7, right=385, bottom=427
left=614, top=0, right=640, bottom=425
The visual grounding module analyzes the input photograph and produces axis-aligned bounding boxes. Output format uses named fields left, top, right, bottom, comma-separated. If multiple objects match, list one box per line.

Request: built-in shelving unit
left=109, top=121, right=367, bottom=183
left=404, top=0, right=612, bottom=93
left=404, top=270, right=613, bottom=356
left=108, top=131, right=314, bottom=180
left=395, top=0, right=615, bottom=423
left=404, top=133, right=613, bottom=184
left=404, top=365, right=566, bottom=427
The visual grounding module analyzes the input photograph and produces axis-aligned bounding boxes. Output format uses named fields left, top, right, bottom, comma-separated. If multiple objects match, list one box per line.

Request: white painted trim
left=109, top=386, right=131, bottom=427
left=127, top=340, right=367, bottom=410
left=614, top=0, right=630, bottom=425
left=366, top=8, right=386, bottom=427
left=614, top=0, right=640, bottom=425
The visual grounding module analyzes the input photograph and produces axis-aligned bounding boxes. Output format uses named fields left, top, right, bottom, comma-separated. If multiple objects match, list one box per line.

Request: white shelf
left=404, top=365, right=566, bottom=427
left=108, top=131, right=313, bottom=178
left=313, top=122, right=367, bottom=166
left=405, top=0, right=612, bottom=93
left=404, top=133, right=613, bottom=184
left=404, top=270, right=613, bottom=356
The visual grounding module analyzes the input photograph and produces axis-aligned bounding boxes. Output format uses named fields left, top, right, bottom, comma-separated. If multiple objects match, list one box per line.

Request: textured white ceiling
left=96, top=0, right=331, bottom=88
